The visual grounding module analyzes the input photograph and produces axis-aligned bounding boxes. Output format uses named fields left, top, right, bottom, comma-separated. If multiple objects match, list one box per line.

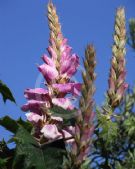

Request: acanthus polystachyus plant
left=21, top=1, right=81, bottom=145
left=21, top=3, right=128, bottom=169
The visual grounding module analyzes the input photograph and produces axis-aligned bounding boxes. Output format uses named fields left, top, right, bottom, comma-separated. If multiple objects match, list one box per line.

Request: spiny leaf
left=0, top=116, right=32, bottom=134
left=0, top=116, right=18, bottom=133
left=0, top=80, right=16, bottom=103
left=17, top=117, right=32, bottom=132
left=13, top=126, right=65, bottom=169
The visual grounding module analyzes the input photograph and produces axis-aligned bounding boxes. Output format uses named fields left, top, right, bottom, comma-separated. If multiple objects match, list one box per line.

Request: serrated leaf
left=0, top=116, right=18, bottom=133
left=0, top=80, right=16, bottom=103
left=17, top=117, right=33, bottom=132
left=0, top=116, right=32, bottom=134
left=13, top=126, right=65, bottom=169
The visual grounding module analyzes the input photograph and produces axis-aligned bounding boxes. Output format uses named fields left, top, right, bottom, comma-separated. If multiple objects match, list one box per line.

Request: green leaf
left=0, top=80, right=16, bottom=103
left=124, top=116, right=135, bottom=136
left=0, top=157, right=8, bottom=169
left=80, top=158, right=91, bottom=169
left=50, top=105, right=77, bottom=120
left=13, top=126, right=65, bottom=169
left=97, top=111, right=118, bottom=145
left=0, top=116, right=32, bottom=134
left=17, top=117, right=33, bottom=133
left=0, top=116, right=18, bottom=133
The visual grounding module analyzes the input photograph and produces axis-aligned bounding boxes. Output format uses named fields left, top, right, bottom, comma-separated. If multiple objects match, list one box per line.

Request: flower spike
left=21, top=1, right=81, bottom=145
left=65, top=45, right=96, bottom=169
left=107, top=8, right=128, bottom=109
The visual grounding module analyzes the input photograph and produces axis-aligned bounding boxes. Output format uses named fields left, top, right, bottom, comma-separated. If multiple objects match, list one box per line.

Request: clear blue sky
left=0, top=0, right=135, bottom=142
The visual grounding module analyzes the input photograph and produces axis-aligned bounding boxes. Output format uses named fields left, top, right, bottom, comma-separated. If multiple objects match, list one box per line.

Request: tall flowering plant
left=21, top=2, right=81, bottom=144
left=0, top=2, right=131, bottom=169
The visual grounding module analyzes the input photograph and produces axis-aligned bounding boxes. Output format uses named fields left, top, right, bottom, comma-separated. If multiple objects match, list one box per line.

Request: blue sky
left=0, top=0, right=135, bottom=141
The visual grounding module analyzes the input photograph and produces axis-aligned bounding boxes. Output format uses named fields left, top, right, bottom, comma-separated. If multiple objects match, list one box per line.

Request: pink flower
left=52, top=98, right=74, bottom=110
left=59, top=40, right=79, bottom=78
left=52, top=83, right=81, bottom=96
left=41, top=124, right=62, bottom=140
left=47, top=46, right=57, bottom=61
left=38, top=64, right=58, bottom=83
left=42, top=54, right=55, bottom=67
left=62, top=130, right=74, bottom=143
left=24, top=88, right=49, bottom=101
left=62, top=126, right=75, bottom=143
left=25, top=112, right=44, bottom=123
left=21, top=100, right=50, bottom=115
left=51, top=116, right=63, bottom=122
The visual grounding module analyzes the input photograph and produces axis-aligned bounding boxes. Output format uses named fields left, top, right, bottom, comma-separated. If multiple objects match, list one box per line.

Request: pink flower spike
left=41, top=124, right=62, bottom=140
left=52, top=98, right=74, bottom=110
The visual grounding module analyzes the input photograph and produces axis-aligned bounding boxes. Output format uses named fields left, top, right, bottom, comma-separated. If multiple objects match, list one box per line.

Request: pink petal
left=61, top=54, right=79, bottom=78
left=60, top=58, right=71, bottom=74
left=42, top=54, right=55, bottom=67
left=51, top=116, right=63, bottom=122
left=62, top=126, right=75, bottom=143
left=52, top=98, right=74, bottom=110
left=24, top=88, right=49, bottom=101
left=61, top=46, right=72, bottom=60
left=38, top=64, right=58, bottom=82
left=62, top=129, right=74, bottom=143
left=41, top=124, right=62, bottom=140
left=26, top=112, right=44, bottom=123
left=47, top=46, right=57, bottom=61
left=52, top=83, right=81, bottom=96
left=21, top=100, right=50, bottom=115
